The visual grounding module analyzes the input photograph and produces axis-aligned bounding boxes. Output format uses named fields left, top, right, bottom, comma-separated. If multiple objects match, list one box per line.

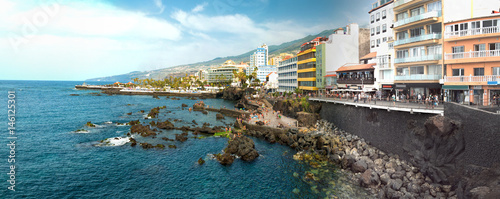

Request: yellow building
left=297, top=37, right=323, bottom=91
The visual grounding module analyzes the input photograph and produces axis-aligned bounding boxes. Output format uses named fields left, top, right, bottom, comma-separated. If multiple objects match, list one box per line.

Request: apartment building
left=370, top=0, right=396, bottom=97
left=392, top=0, right=444, bottom=99
left=442, top=0, right=500, bottom=105
left=277, top=56, right=298, bottom=92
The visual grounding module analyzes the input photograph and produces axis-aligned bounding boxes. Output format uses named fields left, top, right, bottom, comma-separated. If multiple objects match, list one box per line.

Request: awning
left=442, top=85, right=469, bottom=90
left=324, top=74, right=337, bottom=77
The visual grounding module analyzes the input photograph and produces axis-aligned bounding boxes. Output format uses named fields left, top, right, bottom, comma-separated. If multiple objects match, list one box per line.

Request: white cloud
left=0, top=0, right=183, bottom=80
left=153, top=0, right=165, bottom=14
left=192, top=2, right=208, bottom=13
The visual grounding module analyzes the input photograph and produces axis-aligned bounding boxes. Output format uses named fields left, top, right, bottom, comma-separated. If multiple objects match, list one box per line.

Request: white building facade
left=369, top=0, right=396, bottom=94
left=322, top=24, right=361, bottom=78
left=277, top=56, right=298, bottom=92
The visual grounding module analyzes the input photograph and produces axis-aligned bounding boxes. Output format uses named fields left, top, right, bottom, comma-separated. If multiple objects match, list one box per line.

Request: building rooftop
left=336, top=63, right=376, bottom=72
left=360, top=52, right=377, bottom=60
left=368, top=0, right=393, bottom=14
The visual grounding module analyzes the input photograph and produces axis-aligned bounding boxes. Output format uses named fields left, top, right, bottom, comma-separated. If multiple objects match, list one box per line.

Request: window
left=493, top=67, right=500, bottom=75
left=371, top=40, right=375, bottom=48
left=474, top=68, right=484, bottom=76
left=410, top=66, right=424, bottom=75
left=377, top=39, right=381, bottom=46
left=410, top=27, right=424, bottom=37
left=427, top=45, right=442, bottom=55
left=489, top=43, right=500, bottom=50
left=397, top=31, right=408, bottom=40
left=382, top=10, right=386, bottom=19
left=428, top=23, right=442, bottom=34
left=396, top=12, right=408, bottom=21
left=452, top=68, right=464, bottom=76
left=382, top=24, right=387, bottom=33
left=483, top=20, right=498, bottom=27
left=371, top=15, right=374, bottom=23
left=397, top=49, right=409, bottom=58
left=411, top=6, right=424, bottom=17
left=427, top=65, right=442, bottom=76
left=427, top=1, right=442, bottom=12
left=452, top=46, right=465, bottom=58
left=397, top=67, right=409, bottom=76
left=383, top=37, right=387, bottom=42
left=410, top=46, right=425, bottom=57
left=376, top=26, right=380, bottom=34
left=371, top=28, right=375, bottom=36
left=376, top=13, right=380, bottom=21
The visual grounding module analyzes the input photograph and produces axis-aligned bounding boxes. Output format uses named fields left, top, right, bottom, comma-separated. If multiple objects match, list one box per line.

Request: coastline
left=75, top=84, right=218, bottom=98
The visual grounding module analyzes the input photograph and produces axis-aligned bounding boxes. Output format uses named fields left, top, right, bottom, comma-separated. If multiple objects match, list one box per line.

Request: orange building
left=442, top=15, right=500, bottom=106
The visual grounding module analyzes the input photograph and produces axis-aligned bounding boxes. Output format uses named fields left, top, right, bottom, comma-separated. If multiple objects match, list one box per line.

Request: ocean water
left=0, top=80, right=368, bottom=198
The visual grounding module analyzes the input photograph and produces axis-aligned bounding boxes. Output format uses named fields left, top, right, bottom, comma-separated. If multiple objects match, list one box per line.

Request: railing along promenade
left=266, top=94, right=444, bottom=115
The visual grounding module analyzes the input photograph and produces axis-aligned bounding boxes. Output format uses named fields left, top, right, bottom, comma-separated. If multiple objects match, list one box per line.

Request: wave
left=95, top=136, right=131, bottom=147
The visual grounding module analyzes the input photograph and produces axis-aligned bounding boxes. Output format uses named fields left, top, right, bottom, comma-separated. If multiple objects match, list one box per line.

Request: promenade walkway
left=309, top=97, right=444, bottom=115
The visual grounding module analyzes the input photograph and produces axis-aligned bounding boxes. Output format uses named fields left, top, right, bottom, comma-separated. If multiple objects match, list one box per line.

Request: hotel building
left=207, top=60, right=245, bottom=83
left=392, top=0, right=444, bottom=98
left=442, top=0, right=500, bottom=105
left=277, top=56, right=298, bottom=92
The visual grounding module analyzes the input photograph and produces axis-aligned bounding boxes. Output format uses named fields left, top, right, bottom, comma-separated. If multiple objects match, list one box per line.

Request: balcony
left=394, top=10, right=441, bottom=28
left=297, top=58, right=316, bottom=65
left=395, top=54, right=442, bottom=64
left=377, top=62, right=392, bottom=70
left=444, top=75, right=500, bottom=83
left=394, top=0, right=413, bottom=8
left=394, top=33, right=441, bottom=47
left=337, top=77, right=375, bottom=85
left=395, top=74, right=441, bottom=81
left=444, top=26, right=500, bottom=39
left=444, top=50, right=500, bottom=60
left=393, top=0, right=431, bottom=12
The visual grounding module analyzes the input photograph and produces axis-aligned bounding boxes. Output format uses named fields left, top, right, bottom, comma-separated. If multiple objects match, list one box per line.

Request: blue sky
left=0, top=0, right=374, bottom=80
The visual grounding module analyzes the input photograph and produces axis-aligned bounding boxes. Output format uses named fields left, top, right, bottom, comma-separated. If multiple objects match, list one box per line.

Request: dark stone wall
left=319, top=103, right=432, bottom=161
left=444, top=103, right=500, bottom=168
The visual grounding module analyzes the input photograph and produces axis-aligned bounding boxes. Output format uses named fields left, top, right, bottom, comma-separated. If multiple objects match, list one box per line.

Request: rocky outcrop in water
left=225, top=136, right=259, bottom=161
left=157, top=120, right=175, bottom=130
left=218, top=87, right=245, bottom=101
left=216, top=113, right=224, bottom=120
left=130, top=124, right=156, bottom=137
left=175, top=132, right=188, bottom=142
left=216, top=153, right=234, bottom=165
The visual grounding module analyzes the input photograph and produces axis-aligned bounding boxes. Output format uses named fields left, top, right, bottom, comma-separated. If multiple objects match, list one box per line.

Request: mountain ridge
left=87, top=29, right=337, bottom=82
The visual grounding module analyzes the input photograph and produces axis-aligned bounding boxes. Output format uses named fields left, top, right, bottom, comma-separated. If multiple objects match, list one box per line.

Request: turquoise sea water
left=0, top=81, right=362, bottom=198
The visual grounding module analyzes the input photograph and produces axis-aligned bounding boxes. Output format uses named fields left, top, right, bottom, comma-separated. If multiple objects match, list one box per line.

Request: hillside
left=87, top=29, right=336, bottom=82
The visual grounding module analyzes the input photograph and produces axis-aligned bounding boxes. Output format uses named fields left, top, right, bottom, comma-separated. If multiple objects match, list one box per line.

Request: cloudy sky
left=0, top=0, right=374, bottom=80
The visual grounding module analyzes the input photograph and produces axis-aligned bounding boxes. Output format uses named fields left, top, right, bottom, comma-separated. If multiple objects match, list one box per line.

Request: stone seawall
left=319, top=103, right=431, bottom=161
left=444, top=102, right=500, bottom=168
left=318, top=102, right=500, bottom=198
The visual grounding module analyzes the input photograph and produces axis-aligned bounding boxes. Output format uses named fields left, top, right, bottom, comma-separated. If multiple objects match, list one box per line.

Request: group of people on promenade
left=492, top=94, right=500, bottom=107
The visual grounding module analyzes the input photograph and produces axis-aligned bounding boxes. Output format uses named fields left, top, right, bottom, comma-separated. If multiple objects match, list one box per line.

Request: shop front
left=442, top=85, right=469, bottom=105
left=381, top=84, right=394, bottom=99
left=486, top=81, right=500, bottom=106
left=395, top=83, right=442, bottom=101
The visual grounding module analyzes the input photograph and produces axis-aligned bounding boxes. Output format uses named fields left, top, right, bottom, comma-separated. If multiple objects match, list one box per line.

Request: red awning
left=324, top=74, right=337, bottom=77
